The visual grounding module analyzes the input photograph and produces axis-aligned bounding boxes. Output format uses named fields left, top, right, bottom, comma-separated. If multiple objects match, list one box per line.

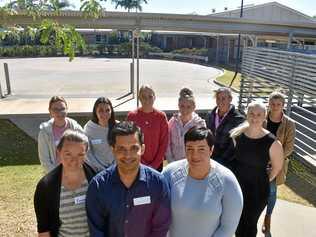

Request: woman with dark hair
left=84, top=97, right=116, bottom=171
left=163, top=127, right=243, bottom=237
left=34, top=130, right=96, bottom=237
left=38, top=96, right=83, bottom=172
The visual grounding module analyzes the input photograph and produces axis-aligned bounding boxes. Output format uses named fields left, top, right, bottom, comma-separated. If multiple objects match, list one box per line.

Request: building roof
left=209, top=1, right=314, bottom=23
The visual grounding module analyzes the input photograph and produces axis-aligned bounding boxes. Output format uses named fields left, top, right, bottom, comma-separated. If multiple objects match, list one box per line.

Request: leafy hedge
left=0, top=42, right=163, bottom=58
left=171, top=48, right=208, bottom=56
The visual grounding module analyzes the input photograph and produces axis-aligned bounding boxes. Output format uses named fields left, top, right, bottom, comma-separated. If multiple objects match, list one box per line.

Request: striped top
left=58, top=180, right=89, bottom=237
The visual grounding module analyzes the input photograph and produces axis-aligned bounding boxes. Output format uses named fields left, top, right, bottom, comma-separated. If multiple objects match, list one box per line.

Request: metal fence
left=239, top=47, right=316, bottom=165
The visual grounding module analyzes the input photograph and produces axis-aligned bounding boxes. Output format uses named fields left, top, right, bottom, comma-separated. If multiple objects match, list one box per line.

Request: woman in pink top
left=166, top=88, right=206, bottom=163
left=127, top=85, right=169, bottom=171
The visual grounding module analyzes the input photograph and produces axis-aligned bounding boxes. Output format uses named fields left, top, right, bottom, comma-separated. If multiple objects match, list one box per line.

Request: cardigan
left=38, top=117, right=84, bottom=172
left=264, top=112, right=296, bottom=184
left=34, top=162, right=96, bottom=237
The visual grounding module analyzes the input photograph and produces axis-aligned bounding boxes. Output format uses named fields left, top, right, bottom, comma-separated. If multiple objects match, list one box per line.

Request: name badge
left=133, top=196, right=151, bottom=206
left=91, top=139, right=103, bottom=145
left=74, top=195, right=86, bottom=205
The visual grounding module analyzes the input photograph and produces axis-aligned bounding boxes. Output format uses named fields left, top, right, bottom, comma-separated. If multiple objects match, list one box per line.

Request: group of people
left=34, top=85, right=295, bottom=237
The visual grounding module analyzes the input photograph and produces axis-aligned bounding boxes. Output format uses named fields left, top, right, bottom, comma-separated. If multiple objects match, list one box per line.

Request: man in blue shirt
left=86, top=121, right=171, bottom=237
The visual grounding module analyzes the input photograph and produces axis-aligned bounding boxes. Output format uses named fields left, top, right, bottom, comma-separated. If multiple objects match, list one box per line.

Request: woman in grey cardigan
left=84, top=97, right=116, bottom=171
left=38, top=96, right=83, bottom=172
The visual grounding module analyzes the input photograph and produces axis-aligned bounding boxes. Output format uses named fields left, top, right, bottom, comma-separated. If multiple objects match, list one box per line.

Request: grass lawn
left=0, top=118, right=315, bottom=235
left=215, top=65, right=241, bottom=90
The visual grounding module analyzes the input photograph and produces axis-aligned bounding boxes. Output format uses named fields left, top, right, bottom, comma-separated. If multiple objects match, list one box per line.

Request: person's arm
left=38, top=131, right=54, bottom=172
left=212, top=170, right=243, bottom=237
left=165, top=120, right=175, bottom=163
left=150, top=177, right=171, bottom=237
left=283, top=120, right=296, bottom=158
left=200, top=118, right=207, bottom=128
left=206, top=112, right=212, bottom=129
left=126, top=111, right=134, bottom=122
left=85, top=143, right=103, bottom=172
left=220, top=115, right=245, bottom=163
left=86, top=179, right=108, bottom=237
left=269, top=140, right=284, bottom=181
left=150, top=114, right=169, bottom=169
left=34, top=181, right=51, bottom=236
left=219, top=138, right=235, bottom=163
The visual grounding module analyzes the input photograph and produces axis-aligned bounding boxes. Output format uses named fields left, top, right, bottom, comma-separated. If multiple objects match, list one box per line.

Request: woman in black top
left=34, top=130, right=96, bottom=237
left=230, top=102, right=283, bottom=237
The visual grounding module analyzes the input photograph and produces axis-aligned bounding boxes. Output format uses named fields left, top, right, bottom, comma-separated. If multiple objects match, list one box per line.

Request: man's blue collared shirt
left=86, top=164, right=171, bottom=237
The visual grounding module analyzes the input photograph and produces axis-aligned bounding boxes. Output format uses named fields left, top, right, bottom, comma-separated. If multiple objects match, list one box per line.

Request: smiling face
left=185, top=139, right=213, bottom=172
left=139, top=88, right=155, bottom=110
left=112, top=133, right=145, bottom=176
left=247, top=105, right=266, bottom=127
left=269, top=98, right=284, bottom=115
left=216, top=91, right=232, bottom=114
left=58, top=140, right=86, bottom=172
left=96, top=103, right=112, bottom=126
left=49, top=101, right=67, bottom=124
left=178, top=99, right=195, bottom=118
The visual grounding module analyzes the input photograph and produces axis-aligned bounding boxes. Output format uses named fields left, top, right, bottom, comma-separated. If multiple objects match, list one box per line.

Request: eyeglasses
left=51, top=107, right=67, bottom=113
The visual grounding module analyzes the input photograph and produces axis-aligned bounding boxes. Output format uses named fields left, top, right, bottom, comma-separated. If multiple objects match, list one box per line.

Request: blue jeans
left=266, top=179, right=277, bottom=215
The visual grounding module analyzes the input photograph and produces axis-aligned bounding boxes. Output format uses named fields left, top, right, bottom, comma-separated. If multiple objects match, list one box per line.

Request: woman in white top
left=166, top=88, right=206, bottom=163
left=84, top=97, right=116, bottom=171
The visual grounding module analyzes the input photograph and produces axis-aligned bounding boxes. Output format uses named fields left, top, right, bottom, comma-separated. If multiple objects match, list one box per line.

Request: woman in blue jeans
left=262, top=91, right=296, bottom=235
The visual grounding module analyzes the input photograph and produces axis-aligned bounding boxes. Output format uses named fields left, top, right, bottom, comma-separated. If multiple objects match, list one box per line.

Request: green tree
left=3, top=0, right=43, bottom=16
left=111, top=0, right=148, bottom=12
left=39, top=19, right=85, bottom=61
left=0, top=0, right=108, bottom=59
left=42, top=0, right=74, bottom=12
left=80, top=0, right=106, bottom=18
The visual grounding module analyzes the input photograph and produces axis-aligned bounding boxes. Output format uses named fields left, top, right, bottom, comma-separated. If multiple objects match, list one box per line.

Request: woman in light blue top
left=163, top=127, right=243, bottom=237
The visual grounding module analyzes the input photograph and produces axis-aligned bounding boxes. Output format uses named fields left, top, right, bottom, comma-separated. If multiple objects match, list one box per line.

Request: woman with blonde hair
left=230, top=102, right=283, bottom=237
left=127, top=85, right=169, bottom=171
left=262, top=91, right=296, bottom=235
left=166, top=87, right=206, bottom=163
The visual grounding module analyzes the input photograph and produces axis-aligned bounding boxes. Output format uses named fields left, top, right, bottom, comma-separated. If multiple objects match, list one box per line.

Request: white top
left=162, top=159, right=243, bottom=237
left=84, top=120, right=115, bottom=171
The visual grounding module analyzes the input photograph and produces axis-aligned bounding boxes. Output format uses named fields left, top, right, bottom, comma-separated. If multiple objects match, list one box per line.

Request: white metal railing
left=239, top=47, right=316, bottom=164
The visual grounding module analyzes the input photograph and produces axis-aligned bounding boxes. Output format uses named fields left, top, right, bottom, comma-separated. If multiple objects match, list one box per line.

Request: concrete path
left=257, top=199, right=316, bottom=237
left=0, top=57, right=222, bottom=98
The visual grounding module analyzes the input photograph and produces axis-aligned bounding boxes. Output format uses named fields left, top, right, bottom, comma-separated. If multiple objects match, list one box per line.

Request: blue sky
left=0, top=0, right=315, bottom=16
left=71, top=0, right=315, bottom=17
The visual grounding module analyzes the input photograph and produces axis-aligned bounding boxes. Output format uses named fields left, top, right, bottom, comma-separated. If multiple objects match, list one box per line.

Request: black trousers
left=235, top=183, right=269, bottom=237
